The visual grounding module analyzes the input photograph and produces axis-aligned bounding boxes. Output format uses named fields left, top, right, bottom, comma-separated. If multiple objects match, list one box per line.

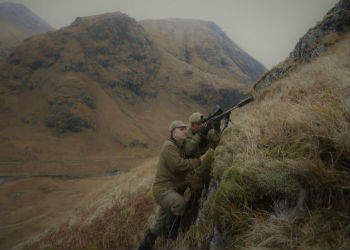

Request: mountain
left=0, top=12, right=265, bottom=167
left=140, top=19, right=266, bottom=83
left=0, top=2, right=54, bottom=60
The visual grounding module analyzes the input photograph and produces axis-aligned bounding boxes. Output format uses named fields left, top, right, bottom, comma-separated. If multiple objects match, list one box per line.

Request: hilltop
left=0, top=2, right=54, bottom=60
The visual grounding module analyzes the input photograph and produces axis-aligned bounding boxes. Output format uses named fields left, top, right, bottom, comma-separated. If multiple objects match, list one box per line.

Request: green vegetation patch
left=194, top=150, right=215, bottom=188
left=211, top=145, right=233, bottom=181
left=210, top=156, right=306, bottom=238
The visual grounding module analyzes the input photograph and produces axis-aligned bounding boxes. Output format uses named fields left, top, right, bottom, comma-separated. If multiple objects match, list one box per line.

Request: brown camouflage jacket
left=152, top=138, right=201, bottom=200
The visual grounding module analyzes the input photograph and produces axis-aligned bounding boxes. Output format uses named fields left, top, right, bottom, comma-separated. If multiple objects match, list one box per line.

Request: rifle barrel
left=209, top=96, right=254, bottom=122
left=237, top=95, right=254, bottom=107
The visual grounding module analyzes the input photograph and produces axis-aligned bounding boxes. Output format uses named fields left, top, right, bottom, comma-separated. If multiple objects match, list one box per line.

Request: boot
left=163, top=212, right=181, bottom=240
left=136, top=229, right=157, bottom=250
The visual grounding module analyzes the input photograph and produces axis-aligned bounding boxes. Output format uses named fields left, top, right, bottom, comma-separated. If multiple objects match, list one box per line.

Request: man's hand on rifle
left=209, top=120, right=221, bottom=132
left=200, top=148, right=213, bottom=162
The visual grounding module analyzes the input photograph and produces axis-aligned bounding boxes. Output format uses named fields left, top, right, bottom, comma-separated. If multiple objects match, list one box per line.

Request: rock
left=128, top=139, right=148, bottom=148
left=209, top=227, right=225, bottom=250
left=45, top=112, right=93, bottom=133
left=45, top=91, right=96, bottom=133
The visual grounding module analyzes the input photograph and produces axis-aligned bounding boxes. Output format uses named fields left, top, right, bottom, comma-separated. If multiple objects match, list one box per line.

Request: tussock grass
left=233, top=210, right=350, bottom=250
left=183, top=222, right=214, bottom=250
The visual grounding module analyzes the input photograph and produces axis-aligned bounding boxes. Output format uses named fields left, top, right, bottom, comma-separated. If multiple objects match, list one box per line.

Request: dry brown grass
left=4, top=157, right=157, bottom=250
left=233, top=36, right=349, bottom=165
left=24, top=189, right=154, bottom=250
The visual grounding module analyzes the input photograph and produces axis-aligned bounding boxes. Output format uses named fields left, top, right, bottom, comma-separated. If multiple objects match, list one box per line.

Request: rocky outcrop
left=45, top=84, right=97, bottom=133
left=253, top=0, right=350, bottom=92
left=290, top=0, right=350, bottom=62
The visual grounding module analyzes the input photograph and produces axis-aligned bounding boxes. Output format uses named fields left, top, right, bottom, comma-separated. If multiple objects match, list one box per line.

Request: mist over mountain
left=140, top=19, right=266, bottom=83
left=0, top=2, right=54, bottom=60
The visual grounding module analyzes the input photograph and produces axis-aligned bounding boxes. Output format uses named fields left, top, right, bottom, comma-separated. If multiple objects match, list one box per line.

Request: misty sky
left=1, top=0, right=339, bottom=69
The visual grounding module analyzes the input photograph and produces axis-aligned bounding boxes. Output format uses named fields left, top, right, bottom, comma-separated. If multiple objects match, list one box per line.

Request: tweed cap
left=169, top=120, right=187, bottom=132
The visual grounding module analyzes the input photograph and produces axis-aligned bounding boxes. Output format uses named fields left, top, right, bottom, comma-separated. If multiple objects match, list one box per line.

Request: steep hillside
left=0, top=2, right=54, bottom=60
left=140, top=19, right=266, bottom=83
left=189, top=34, right=349, bottom=250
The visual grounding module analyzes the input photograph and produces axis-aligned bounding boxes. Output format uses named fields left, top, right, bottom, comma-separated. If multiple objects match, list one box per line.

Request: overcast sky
left=1, top=0, right=339, bottom=69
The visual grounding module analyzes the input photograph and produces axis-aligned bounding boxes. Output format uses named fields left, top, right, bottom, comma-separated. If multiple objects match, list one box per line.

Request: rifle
left=203, top=95, right=254, bottom=131
left=201, top=104, right=223, bottom=123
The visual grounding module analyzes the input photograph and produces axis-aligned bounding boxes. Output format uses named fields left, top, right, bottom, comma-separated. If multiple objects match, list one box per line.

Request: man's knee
left=170, top=195, right=186, bottom=216
left=160, top=191, right=187, bottom=216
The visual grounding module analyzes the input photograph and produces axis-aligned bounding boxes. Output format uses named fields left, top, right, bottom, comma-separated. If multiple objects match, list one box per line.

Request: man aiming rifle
left=185, top=95, right=254, bottom=159
left=202, top=95, right=255, bottom=132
